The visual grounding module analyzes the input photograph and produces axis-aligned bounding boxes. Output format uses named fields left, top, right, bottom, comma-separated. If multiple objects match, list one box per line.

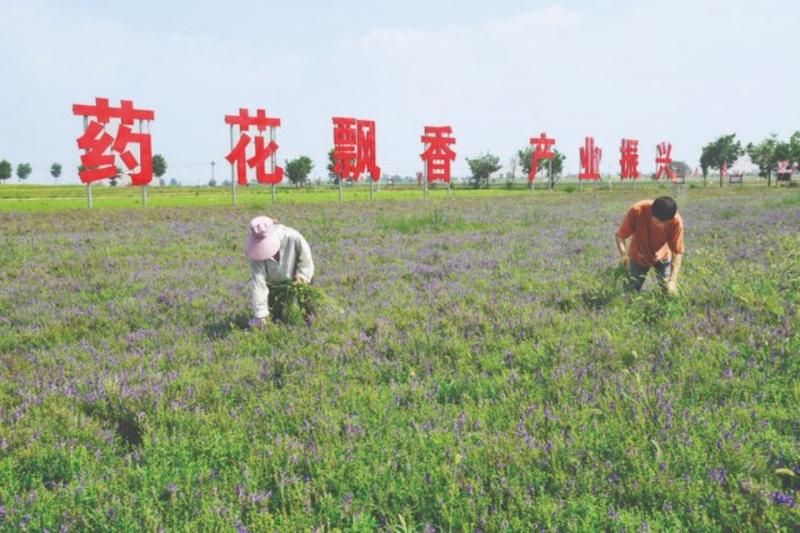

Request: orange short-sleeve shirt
left=616, top=200, right=684, bottom=268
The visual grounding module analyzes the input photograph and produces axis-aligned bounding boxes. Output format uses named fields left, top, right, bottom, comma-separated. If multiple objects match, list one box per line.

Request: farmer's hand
left=666, top=280, right=678, bottom=296
left=294, top=274, right=309, bottom=284
left=619, top=254, right=630, bottom=269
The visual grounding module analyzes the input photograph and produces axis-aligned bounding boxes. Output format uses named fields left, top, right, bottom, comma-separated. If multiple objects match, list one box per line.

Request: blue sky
left=1, top=0, right=798, bottom=184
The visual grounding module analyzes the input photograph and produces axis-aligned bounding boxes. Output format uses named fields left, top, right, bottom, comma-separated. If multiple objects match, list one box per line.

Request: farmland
left=1, top=186, right=799, bottom=531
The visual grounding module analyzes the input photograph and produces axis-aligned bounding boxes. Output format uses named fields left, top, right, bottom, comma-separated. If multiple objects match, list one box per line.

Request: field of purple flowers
left=1, top=186, right=799, bottom=531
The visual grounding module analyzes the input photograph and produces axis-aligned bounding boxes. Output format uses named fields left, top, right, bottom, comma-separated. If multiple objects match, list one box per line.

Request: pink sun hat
left=245, top=216, right=281, bottom=261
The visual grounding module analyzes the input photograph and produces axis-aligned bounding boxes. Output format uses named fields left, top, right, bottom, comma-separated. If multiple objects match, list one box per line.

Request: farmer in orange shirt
left=615, top=196, right=684, bottom=295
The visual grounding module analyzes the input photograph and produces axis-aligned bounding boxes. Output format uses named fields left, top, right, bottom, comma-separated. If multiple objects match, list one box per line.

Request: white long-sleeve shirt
left=249, top=225, right=315, bottom=319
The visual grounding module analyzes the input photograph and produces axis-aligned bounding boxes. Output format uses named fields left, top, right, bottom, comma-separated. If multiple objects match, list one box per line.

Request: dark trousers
left=626, top=260, right=671, bottom=292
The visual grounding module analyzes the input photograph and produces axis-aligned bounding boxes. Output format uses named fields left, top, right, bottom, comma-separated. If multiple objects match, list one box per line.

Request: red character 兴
left=529, top=133, right=556, bottom=181
left=224, top=108, right=284, bottom=185
left=421, top=126, right=456, bottom=183
left=579, top=136, right=602, bottom=180
left=655, top=141, right=675, bottom=181
left=72, top=97, right=155, bottom=185
left=332, top=117, right=381, bottom=181
left=619, top=139, right=640, bottom=180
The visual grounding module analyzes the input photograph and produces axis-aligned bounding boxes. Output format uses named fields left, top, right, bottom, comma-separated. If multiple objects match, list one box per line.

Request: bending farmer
left=245, top=216, right=315, bottom=325
left=615, top=196, right=684, bottom=295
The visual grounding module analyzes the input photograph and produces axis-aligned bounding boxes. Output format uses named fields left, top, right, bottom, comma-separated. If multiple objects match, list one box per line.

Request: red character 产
left=529, top=132, right=556, bottom=181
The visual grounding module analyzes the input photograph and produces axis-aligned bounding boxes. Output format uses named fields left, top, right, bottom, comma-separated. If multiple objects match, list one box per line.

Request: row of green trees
left=0, top=161, right=54, bottom=183
left=700, top=131, right=800, bottom=186
left=0, top=156, right=168, bottom=185
left=5, top=133, right=799, bottom=188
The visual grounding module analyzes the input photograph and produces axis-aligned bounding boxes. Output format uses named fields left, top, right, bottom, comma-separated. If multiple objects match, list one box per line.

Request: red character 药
left=579, top=136, right=602, bottom=180
left=225, top=108, right=284, bottom=185
left=72, top=97, right=155, bottom=185
left=619, top=139, right=640, bottom=180
left=421, top=126, right=456, bottom=183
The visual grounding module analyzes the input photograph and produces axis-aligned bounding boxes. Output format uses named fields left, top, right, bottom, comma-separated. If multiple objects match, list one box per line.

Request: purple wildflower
left=771, top=491, right=796, bottom=507
left=709, top=468, right=727, bottom=485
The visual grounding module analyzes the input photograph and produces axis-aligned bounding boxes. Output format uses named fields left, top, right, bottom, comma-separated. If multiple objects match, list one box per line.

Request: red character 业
left=579, top=136, right=602, bottom=180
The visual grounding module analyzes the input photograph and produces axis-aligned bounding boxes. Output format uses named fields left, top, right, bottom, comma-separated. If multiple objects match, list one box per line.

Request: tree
left=109, top=166, right=122, bottom=187
left=747, top=134, right=780, bottom=186
left=152, top=154, right=167, bottom=186
left=285, top=156, right=314, bottom=187
left=16, top=163, right=32, bottom=182
left=670, top=160, right=691, bottom=180
left=0, top=160, right=11, bottom=184
left=208, top=178, right=217, bottom=187
left=466, top=152, right=502, bottom=189
left=50, top=163, right=62, bottom=185
left=699, top=134, right=743, bottom=186
left=517, top=147, right=565, bottom=187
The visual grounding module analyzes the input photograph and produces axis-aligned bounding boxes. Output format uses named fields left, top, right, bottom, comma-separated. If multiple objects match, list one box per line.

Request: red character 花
left=72, top=97, right=155, bottom=185
left=332, top=117, right=381, bottom=181
left=529, top=133, right=556, bottom=181
left=224, top=108, right=284, bottom=185
left=421, top=126, right=456, bottom=183
left=619, top=139, right=640, bottom=180
left=655, top=141, right=676, bottom=181
left=579, top=136, right=602, bottom=180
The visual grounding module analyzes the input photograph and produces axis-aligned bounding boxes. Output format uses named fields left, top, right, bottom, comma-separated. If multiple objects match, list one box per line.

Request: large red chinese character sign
left=619, top=139, right=640, bottom=180
left=579, top=137, right=602, bottom=180
left=655, top=141, right=676, bottom=181
left=332, top=117, right=381, bottom=181
left=72, top=98, right=155, bottom=185
left=421, top=126, right=456, bottom=183
left=225, top=108, right=284, bottom=185
left=529, top=133, right=556, bottom=182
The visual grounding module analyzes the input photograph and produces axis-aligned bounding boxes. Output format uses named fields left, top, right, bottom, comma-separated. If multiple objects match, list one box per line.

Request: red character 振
left=332, top=117, right=381, bottom=181
left=224, top=108, right=284, bottom=185
left=529, top=133, right=556, bottom=181
left=619, top=139, right=640, bottom=180
left=72, top=97, right=155, bottom=185
left=579, top=136, right=602, bottom=180
left=421, top=126, right=456, bottom=183
left=655, top=141, right=675, bottom=181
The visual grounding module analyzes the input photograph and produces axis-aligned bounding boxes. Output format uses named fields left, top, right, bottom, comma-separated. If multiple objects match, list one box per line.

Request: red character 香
left=421, top=126, right=456, bottom=183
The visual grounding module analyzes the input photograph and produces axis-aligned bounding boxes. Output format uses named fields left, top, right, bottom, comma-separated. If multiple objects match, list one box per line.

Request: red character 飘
left=579, top=136, right=602, bottom=180
left=529, top=133, right=556, bottom=184
left=72, top=97, right=155, bottom=185
left=332, top=117, right=381, bottom=181
left=224, top=108, right=284, bottom=185
left=421, top=126, right=456, bottom=183
left=619, top=139, right=640, bottom=180
left=655, top=141, right=675, bottom=181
